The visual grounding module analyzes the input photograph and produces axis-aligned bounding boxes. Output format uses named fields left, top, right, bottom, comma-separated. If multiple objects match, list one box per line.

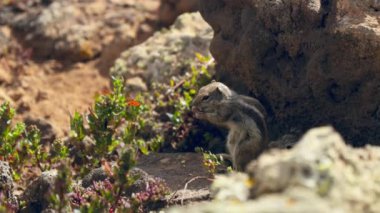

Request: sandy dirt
left=2, top=59, right=109, bottom=137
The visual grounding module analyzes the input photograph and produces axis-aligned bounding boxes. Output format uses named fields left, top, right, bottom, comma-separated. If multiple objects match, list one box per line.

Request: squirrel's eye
left=202, top=95, right=210, bottom=101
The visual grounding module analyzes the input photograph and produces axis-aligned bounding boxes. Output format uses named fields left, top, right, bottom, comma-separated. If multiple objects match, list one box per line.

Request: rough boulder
left=199, top=0, right=380, bottom=145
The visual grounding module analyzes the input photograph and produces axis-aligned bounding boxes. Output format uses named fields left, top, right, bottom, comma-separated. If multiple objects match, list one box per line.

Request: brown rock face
left=199, top=0, right=380, bottom=145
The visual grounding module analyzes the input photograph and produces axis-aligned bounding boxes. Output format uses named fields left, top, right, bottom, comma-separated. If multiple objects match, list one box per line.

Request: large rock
left=8, top=0, right=159, bottom=62
left=248, top=126, right=380, bottom=212
left=199, top=0, right=380, bottom=145
left=110, top=12, right=213, bottom=87
left=168, top=127, right=380, bottom=212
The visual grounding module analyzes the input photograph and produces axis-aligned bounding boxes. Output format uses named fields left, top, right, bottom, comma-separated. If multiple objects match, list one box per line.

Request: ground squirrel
left=192, top=81, right=268, bottom=171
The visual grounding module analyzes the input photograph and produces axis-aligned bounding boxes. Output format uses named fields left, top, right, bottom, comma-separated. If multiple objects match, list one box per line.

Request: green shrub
left=0, top=102, right=49, bottom=176
left=135, top=53, right=219, bottom=151
left=69, top=77, right=162, bottom=175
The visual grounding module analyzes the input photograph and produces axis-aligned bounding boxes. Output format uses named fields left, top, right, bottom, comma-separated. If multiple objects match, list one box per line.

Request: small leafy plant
left=69, top=77, right=162, bottom=175
left=0, top=102, right=50, bottom=178
left=65, top=76, right=167, bottom=211
left=195, top=147, right=232, bottom=176
left=139, top=53, right=221, bottom=151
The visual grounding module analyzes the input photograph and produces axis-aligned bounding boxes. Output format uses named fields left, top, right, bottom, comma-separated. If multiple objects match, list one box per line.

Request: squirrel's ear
left=216, top=84, right=232, bottom=98
left=215, top=86, right=225, bottom=97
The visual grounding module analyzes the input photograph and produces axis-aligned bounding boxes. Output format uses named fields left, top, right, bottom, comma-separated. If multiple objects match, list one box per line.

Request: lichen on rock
left=0, top=161, right=17, bottom=207
left=110, top=12, right=213, bottom=87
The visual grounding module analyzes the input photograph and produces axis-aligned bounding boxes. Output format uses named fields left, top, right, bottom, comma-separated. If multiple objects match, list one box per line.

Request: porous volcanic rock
left=0, top=161, right=17, bottom=207
left=168, top=127, right=380, bottom=212
left=247, top=126, right=380, bottom=212
left=110, top=12, right=213, bottom=87
left=21, top=170, right=58, bottom=211
left=199, top=0, right=380, bottom=145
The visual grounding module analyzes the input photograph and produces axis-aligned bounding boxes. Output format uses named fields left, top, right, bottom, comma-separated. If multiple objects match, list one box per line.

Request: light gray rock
left=0, top=161, right=17, bottom=207
left=110, top=12, right=213, bottom=87
left=211, top=173, right=250, bottom=202
left=168, top=127, right=380, bottom=212
left=248, top=126, right=380, bottom=212
left=0, top=161, right=14, bottom=191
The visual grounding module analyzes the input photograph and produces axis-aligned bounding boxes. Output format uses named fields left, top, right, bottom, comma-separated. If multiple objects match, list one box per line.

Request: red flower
left=127, top=99, right=141, bottom=107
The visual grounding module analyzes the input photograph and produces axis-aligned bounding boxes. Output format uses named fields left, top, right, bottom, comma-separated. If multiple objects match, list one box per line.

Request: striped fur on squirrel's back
left=192, top=81, right=268, bottom=171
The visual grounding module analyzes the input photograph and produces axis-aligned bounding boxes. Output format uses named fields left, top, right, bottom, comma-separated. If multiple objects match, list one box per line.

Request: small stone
left=81, top=168, right=109, bottom=188
left=211, top=172, right=250, bottom=202
left=0, top=161, right=16, bottom=207
left=22, top=170, right=58, bottom=210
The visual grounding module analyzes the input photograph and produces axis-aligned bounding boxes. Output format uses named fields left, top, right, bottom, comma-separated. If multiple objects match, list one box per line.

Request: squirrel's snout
left=191, top=106, right=200, bottom=118
left=191, top=106, right=197, bottom=114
